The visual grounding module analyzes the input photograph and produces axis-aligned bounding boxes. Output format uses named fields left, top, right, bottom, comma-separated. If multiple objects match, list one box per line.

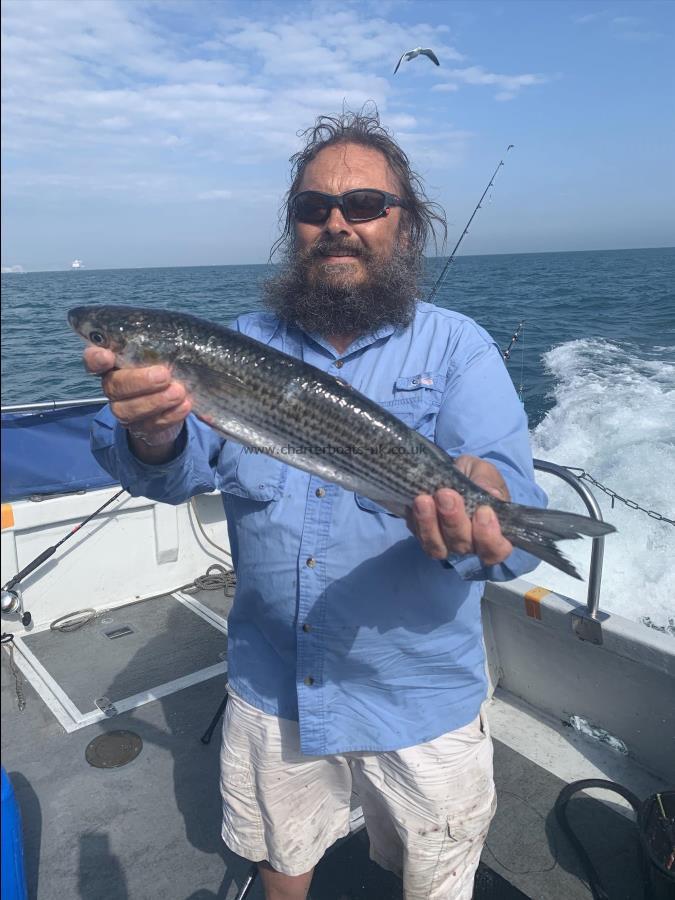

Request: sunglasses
left=290, top=189, right=408, bottom=225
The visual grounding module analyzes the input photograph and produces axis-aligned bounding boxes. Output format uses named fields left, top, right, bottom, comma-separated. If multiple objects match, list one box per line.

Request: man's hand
left=84, top=347, right=192, bottom=462
left=406, top=455, right=513, bottom=566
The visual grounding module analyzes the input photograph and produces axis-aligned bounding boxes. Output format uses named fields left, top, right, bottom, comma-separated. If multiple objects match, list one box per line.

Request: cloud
left=572, top=9, right=664, bottom=40
left=573, top=11, right=606, bottom=25
left=197, top=189, right=233, bottom=201
left=432, top=66, right=548, bottom=100
left=1, top=0, right=549, bottom=206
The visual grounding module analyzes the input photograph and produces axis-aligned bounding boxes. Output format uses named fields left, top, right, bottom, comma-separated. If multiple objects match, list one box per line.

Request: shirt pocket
left=378, top=371, right=447, bottom=438
left=216, top=441, right=287, bottom=501
left=354, top=494, right=397, bottom=516
left=353, top=371, right=447, bottom=517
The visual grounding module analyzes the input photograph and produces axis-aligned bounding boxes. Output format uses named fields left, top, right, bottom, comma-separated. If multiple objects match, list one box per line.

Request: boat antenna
left=427, top=144, right=515, bottom=303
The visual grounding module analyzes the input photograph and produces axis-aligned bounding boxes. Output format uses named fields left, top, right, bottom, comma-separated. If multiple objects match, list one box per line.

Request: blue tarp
left=1, top=403, right=119, bottom=502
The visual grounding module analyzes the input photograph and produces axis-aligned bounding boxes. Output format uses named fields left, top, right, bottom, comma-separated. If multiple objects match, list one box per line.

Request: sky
left=1, top=0, right=674, bottom=272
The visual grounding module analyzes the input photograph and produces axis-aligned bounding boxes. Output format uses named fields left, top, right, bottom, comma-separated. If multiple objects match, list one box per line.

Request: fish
left=68, top=304, right=616, bottom=579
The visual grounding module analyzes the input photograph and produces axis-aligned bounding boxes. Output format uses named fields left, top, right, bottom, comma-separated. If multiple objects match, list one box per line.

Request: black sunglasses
left=290, top=189, right=408, bottom=224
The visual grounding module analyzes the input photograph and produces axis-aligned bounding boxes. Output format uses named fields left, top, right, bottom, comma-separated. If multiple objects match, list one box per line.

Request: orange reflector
left=524, top=586, right=550, bottom=620
left=1, top=504, right=15, bottom=530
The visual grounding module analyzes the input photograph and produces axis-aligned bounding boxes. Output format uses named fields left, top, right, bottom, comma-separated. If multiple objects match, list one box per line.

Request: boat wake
left=529, top=338, right=675, bottom=630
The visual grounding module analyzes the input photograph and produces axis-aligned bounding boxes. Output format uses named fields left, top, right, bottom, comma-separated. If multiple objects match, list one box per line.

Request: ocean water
left=2, top=248, right=674, bottom=627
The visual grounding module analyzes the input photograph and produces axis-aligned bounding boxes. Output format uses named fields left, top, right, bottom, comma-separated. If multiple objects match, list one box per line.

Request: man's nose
left=323, top=205, right=352, bottom=235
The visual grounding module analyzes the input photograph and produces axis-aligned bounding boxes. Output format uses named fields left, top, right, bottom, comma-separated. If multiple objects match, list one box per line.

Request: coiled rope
left=48, top=563, right=236, bottom=634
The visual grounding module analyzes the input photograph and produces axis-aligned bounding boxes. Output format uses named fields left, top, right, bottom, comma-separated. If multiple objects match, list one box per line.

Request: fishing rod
left=1, top=487, right=126, bottom=626
left=427, top=144, right=515, bottom=303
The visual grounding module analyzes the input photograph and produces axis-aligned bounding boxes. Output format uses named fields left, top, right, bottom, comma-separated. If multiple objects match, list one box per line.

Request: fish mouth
left=67, top=306, right=89, bottom=336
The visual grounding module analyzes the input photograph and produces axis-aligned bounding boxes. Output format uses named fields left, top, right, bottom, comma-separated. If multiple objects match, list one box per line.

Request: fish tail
left=500, top=505, right=616, bottom=581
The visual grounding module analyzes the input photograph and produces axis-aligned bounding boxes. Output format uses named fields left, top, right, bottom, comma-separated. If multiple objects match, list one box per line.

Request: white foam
left=528, top=339, right=675, bottom=631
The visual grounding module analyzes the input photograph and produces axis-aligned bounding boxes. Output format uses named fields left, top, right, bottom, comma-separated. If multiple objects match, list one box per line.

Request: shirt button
left=306, top=557, right=316, bottom=568
left=302, top=623, right=312, bottom=633
left=304, top=675, right=315, bottom=686
left=335, top=359, right=344, bottom=369
left=315, top=487, right=326, bottom=498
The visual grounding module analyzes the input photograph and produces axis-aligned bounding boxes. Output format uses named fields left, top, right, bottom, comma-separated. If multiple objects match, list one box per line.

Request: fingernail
left=437, top=493, right=455, bottom=514
left=149, top=366, right=168, bottom=384
left=476, top=506, right=494, bottom=526
left=92, top=349, right=108, bottom=365
left=165, top=384, right=182, bottom=401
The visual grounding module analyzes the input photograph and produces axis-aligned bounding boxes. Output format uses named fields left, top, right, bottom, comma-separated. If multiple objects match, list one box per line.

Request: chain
left=1, top=633, right=26, bottom=711
left=564, top=468, right=675, bottom=525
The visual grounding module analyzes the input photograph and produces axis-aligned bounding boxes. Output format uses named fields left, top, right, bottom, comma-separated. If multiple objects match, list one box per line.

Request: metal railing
left=533, top=458, right=607, bottom=645
left=1, top=397, right=106, bottom=414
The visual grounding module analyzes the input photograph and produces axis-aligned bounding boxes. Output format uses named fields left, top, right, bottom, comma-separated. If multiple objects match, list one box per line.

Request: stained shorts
left=220, top=688, right=496, bottom=900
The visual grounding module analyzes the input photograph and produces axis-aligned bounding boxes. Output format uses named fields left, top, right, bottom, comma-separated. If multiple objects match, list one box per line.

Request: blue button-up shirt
left=91, top=301, right=546, bottom=755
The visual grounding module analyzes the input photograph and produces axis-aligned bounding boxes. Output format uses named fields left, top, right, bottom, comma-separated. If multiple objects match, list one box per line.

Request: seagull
left=393, top=47, right=440, bottom=75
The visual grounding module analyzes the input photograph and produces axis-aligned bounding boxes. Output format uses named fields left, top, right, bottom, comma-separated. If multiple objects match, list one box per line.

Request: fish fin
left=509, top=534, right=583, bottom=580
left=501, top=505, right=616, bottom=581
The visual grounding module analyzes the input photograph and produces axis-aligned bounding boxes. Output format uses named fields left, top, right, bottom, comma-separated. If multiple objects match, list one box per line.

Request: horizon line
left=2, top=245, right=673, bottom=275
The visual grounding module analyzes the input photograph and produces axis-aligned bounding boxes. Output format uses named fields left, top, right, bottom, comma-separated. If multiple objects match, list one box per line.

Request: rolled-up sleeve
left=90, top=405, right=224, bottom=505
left=436, top=322, right=547, bottom=582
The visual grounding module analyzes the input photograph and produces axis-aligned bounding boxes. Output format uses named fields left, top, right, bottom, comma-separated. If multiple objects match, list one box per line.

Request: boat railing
left=1, top=398, right=107, bottom=413
left=533, top=458, right=607, bottom=645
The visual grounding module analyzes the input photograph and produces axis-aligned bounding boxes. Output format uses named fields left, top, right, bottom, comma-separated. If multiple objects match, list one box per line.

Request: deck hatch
left=85, top=730, right=143, bottom=768
left=11, top=591, right=228, bottom=732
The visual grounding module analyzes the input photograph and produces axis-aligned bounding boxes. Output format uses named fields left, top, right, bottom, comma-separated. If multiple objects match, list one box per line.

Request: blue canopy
left=1, top=403, right=119, bottom=502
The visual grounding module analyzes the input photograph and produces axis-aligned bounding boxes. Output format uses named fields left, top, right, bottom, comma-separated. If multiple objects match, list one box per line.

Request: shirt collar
left=298, top=322, right=399, bottom=360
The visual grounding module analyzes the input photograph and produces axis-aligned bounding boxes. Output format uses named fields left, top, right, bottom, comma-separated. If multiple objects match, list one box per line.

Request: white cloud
left=1, top=0, right=549, bottom=204
left=197, top=189, right=233, bottom=201
left=432, top=66, right=548, bottom=100
left=573, top=12, right=606, bottom=25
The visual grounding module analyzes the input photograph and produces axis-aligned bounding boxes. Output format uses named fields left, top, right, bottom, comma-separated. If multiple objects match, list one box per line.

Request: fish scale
left=68, top=304, right=617, bottom=580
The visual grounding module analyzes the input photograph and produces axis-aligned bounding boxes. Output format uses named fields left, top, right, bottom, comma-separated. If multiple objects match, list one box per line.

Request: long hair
left=270, top=107, right=447, bottom=261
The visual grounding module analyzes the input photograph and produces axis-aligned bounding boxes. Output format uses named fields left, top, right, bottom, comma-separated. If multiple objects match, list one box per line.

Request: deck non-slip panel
left=1, top=642, right=653, bottom=900
left=21, top=594, right=227, bottom=713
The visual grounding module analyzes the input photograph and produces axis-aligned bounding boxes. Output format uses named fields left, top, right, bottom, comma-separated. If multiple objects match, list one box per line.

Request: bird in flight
left=393, top=47, right=440, bottom=75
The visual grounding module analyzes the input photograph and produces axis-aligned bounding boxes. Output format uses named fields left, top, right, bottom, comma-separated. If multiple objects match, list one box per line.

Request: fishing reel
left=1, top=588, right=32, bottom=627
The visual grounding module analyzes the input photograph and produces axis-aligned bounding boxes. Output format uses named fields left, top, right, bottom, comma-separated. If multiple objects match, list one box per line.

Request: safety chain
left=564, top=468, right=675, bottom=526
left=1, top=633, right=26, bottom=711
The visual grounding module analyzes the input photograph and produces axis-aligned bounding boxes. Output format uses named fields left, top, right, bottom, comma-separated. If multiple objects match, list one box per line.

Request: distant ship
left=71, top=259, right=83, bottom=269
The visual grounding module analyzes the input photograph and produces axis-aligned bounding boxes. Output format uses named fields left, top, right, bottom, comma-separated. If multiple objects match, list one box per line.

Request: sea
left=2, top=247, right=674, bottom=629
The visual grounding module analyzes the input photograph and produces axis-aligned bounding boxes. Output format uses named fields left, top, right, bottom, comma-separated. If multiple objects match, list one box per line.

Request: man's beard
left=262, top=237, right=420, bottom=337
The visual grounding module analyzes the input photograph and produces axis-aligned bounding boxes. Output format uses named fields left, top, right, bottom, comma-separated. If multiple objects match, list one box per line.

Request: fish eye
left=89, top=330, right=107, bottom=346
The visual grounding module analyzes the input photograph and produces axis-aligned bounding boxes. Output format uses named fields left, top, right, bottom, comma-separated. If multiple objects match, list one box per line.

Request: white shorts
left=220, top=689, right=496, bottom=900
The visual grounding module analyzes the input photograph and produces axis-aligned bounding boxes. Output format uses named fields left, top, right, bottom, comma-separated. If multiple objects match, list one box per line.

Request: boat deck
left=1, top=586, right=665, bottom=899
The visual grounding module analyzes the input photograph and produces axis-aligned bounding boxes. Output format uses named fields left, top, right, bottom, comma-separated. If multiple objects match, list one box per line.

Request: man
left=86, top=110, right=546, bottom=900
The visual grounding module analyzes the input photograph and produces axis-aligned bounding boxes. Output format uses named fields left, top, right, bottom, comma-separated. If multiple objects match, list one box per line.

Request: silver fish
left=68, top=304, right=615, bottom=579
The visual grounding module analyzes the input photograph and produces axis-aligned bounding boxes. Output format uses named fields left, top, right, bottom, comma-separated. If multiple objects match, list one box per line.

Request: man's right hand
left=84, top=347, right=192, bottom=463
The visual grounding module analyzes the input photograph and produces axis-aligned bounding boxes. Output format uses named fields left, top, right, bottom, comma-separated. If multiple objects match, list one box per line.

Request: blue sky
left=1, top=0, right=673, bottom=271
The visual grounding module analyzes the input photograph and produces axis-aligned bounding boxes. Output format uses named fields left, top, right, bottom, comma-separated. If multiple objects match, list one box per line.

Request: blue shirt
left=91, top=301, right=546, bottom=755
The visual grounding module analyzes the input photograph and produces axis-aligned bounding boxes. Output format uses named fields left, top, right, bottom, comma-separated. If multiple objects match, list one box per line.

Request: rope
left=181, top=563, right=236, bottom=594
left=50, top=609, right=99, bottom=632
left=47, top=564, right=236, bottom=635
left=189, top=498, right=233, bottom=559
left=554, top=779, right=646, bottom=900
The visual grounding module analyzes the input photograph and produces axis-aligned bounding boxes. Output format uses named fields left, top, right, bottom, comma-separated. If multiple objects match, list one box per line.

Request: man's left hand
left=407, top=455, right=513, bottom=566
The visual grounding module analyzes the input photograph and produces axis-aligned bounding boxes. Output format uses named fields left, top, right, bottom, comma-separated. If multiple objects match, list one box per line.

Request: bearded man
left=86, top=110, right=546, bottom=900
